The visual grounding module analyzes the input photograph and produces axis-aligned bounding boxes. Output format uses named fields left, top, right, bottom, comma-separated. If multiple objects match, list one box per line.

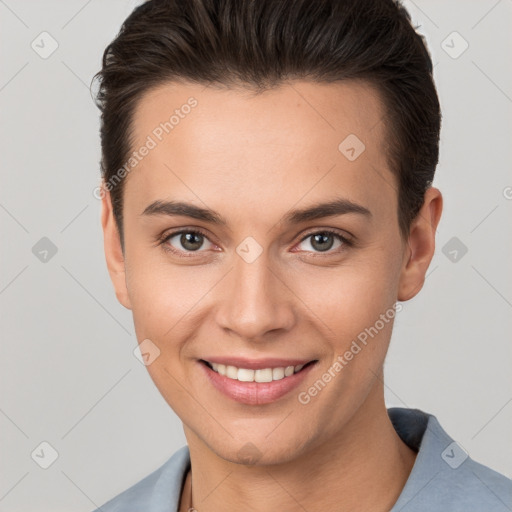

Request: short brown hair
left=93, top=0, right=441, bottom=250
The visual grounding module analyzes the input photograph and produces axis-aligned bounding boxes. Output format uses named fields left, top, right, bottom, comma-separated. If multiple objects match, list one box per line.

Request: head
left=95, top=0, right=442, bottom=464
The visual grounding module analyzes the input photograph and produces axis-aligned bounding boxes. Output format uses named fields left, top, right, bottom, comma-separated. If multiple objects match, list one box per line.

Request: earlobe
left=100, top=183, right=132, bottom=310
left=397, top=187, right=443, bottom=302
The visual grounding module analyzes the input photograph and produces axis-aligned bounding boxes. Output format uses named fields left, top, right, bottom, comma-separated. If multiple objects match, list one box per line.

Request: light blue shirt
left=92, top=408, right=512, bottom=511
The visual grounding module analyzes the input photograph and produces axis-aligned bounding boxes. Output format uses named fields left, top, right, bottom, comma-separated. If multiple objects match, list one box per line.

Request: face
left=102, top=79, right=441, bottom=465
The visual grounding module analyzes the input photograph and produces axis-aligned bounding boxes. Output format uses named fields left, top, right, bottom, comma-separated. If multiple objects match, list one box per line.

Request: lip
left=200, top=356, right=314, bottom=370
left=198, top=359, right=318, bottom=405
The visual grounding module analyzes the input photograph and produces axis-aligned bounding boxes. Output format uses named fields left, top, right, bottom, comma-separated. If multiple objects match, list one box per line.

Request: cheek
left=290, top=252, right=402, bottom=394
left=125, top=263, right=174, bottom=342
left=124, top=245, right=209, bottom=335
left=294, top=252, right=400, bottom=338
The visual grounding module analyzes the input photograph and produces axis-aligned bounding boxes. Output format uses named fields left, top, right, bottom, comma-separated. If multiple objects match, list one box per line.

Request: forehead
left=124, top=79, right=396, bottom=225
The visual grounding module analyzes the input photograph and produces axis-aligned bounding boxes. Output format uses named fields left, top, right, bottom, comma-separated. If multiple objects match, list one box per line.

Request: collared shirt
left=92, top=407, right=512, bottom=511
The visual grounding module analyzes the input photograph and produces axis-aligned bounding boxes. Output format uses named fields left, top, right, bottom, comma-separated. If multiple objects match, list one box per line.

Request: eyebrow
left=140, top=197, right=372, bottom=226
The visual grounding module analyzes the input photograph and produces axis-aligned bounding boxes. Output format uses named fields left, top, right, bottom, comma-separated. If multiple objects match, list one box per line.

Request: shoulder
left=389, top=407, right=512, bottom=512
left=444, top=455, right=512, bottom=509
left=410, top=452, right=512, bottom=511
left=90, top=445, right=190, bottom=512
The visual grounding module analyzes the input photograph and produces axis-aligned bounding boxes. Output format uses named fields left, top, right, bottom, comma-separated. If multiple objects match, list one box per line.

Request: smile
left=202, top=360, right=316, bottom=382
left=199, top=359, right=318, bottom=405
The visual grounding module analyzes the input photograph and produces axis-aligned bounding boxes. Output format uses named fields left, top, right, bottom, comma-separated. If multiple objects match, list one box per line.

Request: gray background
left=0, top=1, right=511, bottom=510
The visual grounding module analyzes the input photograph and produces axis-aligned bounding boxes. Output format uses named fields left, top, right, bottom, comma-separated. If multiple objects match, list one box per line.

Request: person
left=91, top=0, right=512, bottom=510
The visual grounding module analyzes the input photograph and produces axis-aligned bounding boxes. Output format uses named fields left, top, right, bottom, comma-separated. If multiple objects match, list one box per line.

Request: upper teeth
left=210, top=362, right=305, bottom=382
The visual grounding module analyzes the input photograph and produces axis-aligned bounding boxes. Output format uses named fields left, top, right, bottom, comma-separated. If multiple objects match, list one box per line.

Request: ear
left=397, top=187, right=443, bottom=301
left=100, top=183, right=132, bottom=310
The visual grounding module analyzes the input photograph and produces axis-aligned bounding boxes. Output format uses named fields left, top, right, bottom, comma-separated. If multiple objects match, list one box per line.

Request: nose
left=215, top=250, right=296, bottom=341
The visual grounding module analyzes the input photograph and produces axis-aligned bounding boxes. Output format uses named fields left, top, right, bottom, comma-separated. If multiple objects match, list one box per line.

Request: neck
left=179, top=380, right=417, bottom=512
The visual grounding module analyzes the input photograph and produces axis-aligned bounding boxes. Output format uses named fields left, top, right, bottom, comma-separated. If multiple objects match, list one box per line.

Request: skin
left=101, top=79, right=443, bottom=512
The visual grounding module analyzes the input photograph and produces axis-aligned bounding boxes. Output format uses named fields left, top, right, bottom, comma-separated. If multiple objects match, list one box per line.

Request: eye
left=159, top=229, right=216, bottom=256
left=158, top=228, right=353, bottom=258
left=295, top=230, right=352, bottom=254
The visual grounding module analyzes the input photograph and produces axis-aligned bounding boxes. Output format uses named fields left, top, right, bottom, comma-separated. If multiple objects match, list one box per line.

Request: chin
left=206, top=433, right=313, bottom=467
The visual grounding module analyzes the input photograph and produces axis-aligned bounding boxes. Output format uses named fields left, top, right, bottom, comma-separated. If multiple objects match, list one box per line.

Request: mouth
left=198, top=358, right=319, bottom=405
left=200, top=359, right=317, bottom=382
